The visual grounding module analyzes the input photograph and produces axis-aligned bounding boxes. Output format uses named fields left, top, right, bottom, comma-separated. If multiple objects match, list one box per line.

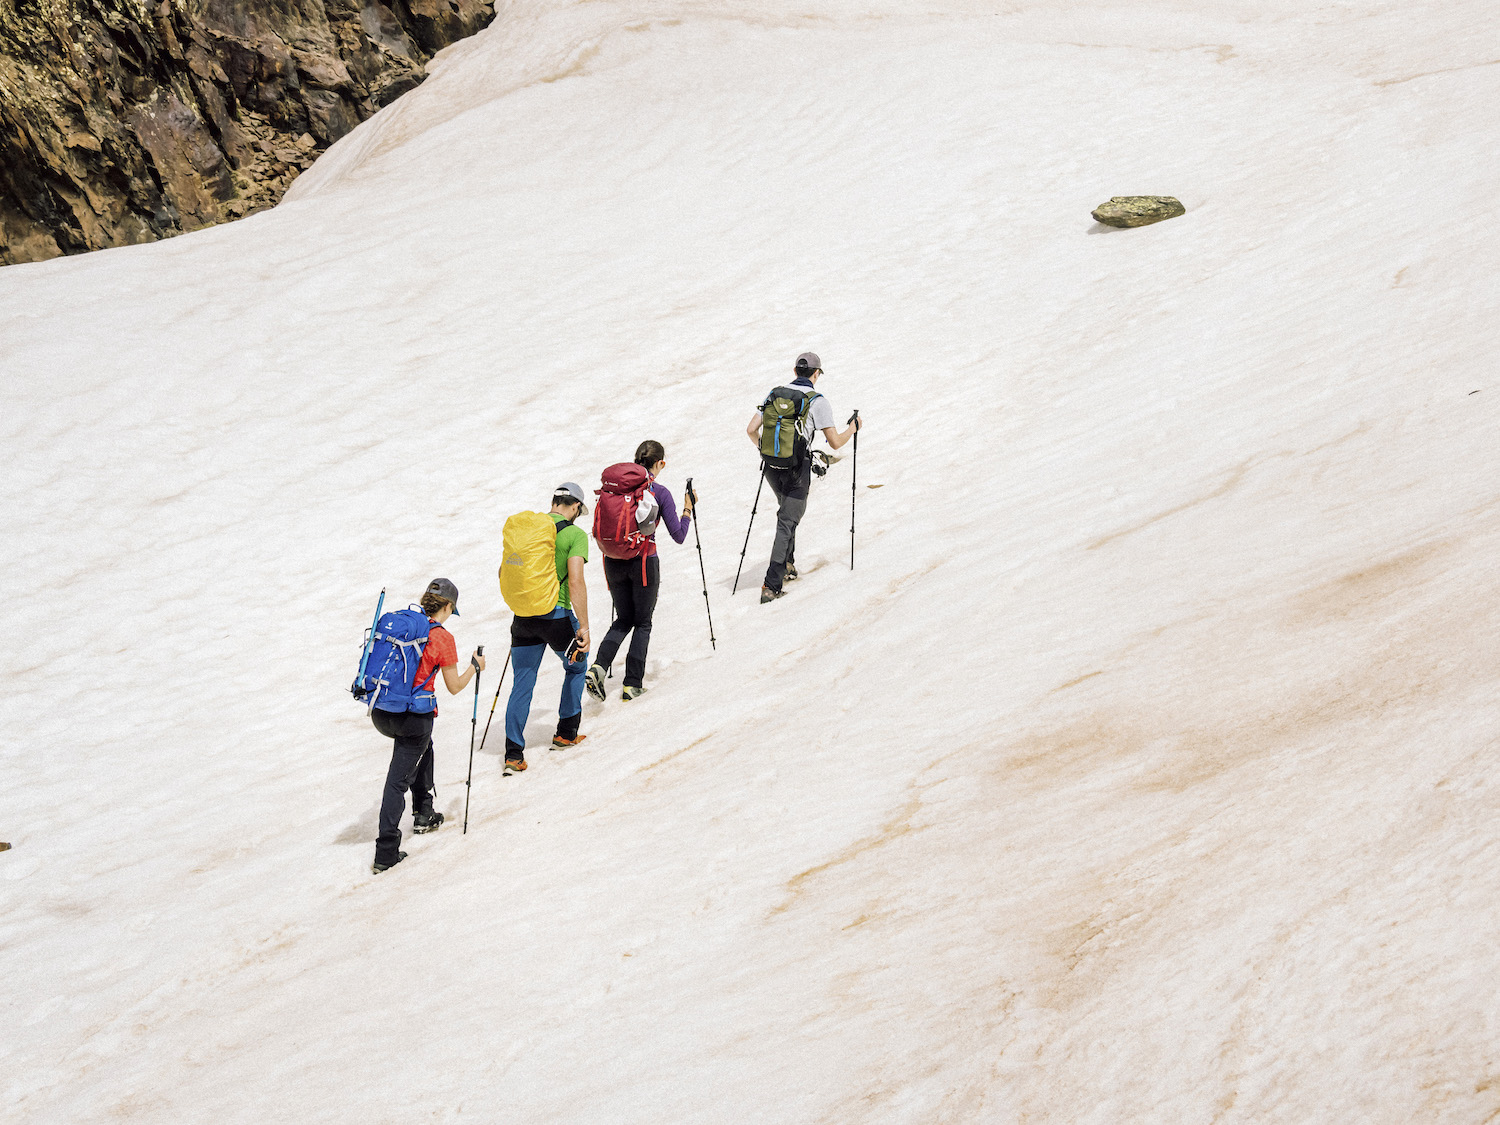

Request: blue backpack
left=351, top=594, right=437, bottom=714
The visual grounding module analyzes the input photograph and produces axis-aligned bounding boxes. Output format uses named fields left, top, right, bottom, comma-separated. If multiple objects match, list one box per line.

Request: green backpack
left=759, top=386, right=820, bottom=470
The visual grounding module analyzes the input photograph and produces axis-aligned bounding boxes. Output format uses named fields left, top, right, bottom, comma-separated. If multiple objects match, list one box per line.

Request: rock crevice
left=0, top=0, right=494, bottom=266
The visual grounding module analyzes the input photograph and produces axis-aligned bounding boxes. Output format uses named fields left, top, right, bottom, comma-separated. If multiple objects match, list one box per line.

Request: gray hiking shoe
left=760, top=586, right=785, bottom=604
left=784, top=564, right=799, bottom=582
left=621, top=685, right=647, bottom=701
left=372, top=850, right=407, bottom=874
left=585, top=663, right=606, bottom=702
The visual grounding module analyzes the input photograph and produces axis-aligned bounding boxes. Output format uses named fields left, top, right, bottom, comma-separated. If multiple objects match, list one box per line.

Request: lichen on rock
left=1091, top=196, right=1187, bottom=228
left=0, top=0, right=496, bottom=267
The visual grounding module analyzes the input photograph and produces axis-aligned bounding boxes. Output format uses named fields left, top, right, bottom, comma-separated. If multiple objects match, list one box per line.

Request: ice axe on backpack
left=351, top=588, right=387, bottom=705
left=465, top=646, right=509, bottom=835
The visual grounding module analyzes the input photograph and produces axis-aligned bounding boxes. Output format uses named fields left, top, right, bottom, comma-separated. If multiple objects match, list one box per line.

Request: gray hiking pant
left=763, top=465, right=809, bottom=592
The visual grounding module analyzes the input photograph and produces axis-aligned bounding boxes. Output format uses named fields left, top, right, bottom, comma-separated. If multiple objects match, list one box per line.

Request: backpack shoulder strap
left=764, top=385, right=811, bottom=409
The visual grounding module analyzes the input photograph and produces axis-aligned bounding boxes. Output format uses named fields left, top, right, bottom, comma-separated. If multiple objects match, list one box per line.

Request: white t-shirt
left=760, top=378, right=836, bottom=442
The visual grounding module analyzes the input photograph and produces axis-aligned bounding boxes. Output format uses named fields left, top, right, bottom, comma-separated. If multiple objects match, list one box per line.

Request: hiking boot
left=784, top=564, right=799, bottom=582
left=621, top=685, right=647, bottom=701
left=412, top=809, right=444, bottom=834
left=503, top=757, right=527, bottom=776
left=372, top=851, right=407, bottom=874
left=552, top=732, right=588, bottom=749
left=760, top=586, right=785, bottom=604
left=585, top=664, right=607, bottom=702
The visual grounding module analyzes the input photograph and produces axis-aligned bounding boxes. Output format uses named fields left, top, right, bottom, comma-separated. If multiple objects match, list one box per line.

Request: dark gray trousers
left=763, top=464, right=810, bottom=592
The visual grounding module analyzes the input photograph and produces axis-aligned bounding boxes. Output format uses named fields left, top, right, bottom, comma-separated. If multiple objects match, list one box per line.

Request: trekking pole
left=465, top=647, right=510, bottom=835
left=849, top=410, right=859, bottom=570
left=686, top=478, right=716, bottom=649
left=732, top=470, right=766, bottom=595
left=463, top=645, right=483, bottom=834
left=476, top=650, right=510, bottom=755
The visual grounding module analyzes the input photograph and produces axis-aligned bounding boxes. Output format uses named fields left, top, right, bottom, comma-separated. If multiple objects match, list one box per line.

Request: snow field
left=2, top=0, right=1499, bottom=1120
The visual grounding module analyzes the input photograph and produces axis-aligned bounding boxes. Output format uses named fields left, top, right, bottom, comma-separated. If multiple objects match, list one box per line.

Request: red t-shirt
left=412, top=622, right=458, bottom=713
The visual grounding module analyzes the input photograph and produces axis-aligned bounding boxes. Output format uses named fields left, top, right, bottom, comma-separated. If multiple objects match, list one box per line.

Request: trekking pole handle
left=472, top=644, right=485, bottom=670
left=848, top=409, right=860, bottom=428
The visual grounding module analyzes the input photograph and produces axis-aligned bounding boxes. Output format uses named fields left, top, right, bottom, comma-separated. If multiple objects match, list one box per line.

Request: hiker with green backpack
left=498, top=483, right=593, bottom=775
left=744, top=352, right=863, bottom=603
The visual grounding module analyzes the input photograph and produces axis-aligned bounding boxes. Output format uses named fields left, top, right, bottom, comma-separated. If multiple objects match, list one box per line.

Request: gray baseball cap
left=426, top=577, right=460, bottom=615
left=795, top=351, right=822, bottom=374
left=555, top=481, right=590, bottom=513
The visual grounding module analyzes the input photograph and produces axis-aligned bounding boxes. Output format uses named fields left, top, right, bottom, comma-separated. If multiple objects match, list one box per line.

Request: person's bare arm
left=746, top=412, right=762, bottom=448
left=440, top=650, right=484, bottom=694
left=568, top=555, right=590, bottom=649
left=821, top=414, right=862, bottom=451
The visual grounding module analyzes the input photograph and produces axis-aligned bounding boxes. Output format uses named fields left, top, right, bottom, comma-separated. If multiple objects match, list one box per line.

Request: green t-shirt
left=552, top=514, right=589, bottom=610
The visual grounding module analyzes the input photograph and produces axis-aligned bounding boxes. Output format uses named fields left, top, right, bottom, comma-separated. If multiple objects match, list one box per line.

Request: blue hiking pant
left=504, top=607, right=588, bottom=757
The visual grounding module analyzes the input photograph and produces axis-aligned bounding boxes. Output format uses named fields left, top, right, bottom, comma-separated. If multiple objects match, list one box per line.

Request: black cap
left=795, top=351, right=822, bottom=375
left=425, top=577, right=460, bottom=615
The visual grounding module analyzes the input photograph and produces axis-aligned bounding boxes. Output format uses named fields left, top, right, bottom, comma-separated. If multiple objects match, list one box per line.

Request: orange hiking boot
left=503, top=757, right=527, bottom=775
left=551, top=733, right=588, bottom=750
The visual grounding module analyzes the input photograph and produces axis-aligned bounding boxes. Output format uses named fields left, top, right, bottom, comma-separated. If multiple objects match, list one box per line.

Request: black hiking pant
left=763, top=463, right=810, bottom=592
left=596, top=554, right=661, bottom=688
left=372, top=707, right=435, bottom=865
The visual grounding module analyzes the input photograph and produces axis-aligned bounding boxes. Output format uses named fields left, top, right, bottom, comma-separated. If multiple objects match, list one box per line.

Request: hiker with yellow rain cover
left=498, top=484, right=593, bottom=775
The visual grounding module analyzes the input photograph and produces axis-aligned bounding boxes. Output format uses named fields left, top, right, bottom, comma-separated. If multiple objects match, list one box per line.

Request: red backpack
left=593, top=463, right=654, bottom=562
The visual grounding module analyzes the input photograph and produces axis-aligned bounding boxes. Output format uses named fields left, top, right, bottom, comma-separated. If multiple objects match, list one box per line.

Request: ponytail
left=634, top=440, right=665, bottom=468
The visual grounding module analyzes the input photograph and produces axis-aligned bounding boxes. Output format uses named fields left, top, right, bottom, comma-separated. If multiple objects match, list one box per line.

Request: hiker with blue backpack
left=743, top=352, right=863, bottom=603
left=585, top=440, right=696, bottom=703
left=352, top=578, right=485, bottom=874
left=498, top=483, right=593, bottom=775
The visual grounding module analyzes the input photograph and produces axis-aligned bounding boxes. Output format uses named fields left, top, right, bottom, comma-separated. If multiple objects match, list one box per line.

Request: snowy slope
left=3, top=0, right=1499, bottom=1120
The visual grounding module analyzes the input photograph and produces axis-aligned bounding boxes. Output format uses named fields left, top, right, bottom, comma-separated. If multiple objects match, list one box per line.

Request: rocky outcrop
left=1091, top=196, right=1186, bottom=229
left=0, top=0, right=495, bottom=266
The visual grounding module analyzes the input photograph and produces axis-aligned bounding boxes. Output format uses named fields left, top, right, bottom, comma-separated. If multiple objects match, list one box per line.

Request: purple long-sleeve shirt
left=647, top=481, right=690, bottom=553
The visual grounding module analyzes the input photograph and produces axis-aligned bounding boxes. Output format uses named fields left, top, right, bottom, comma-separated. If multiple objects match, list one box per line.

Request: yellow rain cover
left=499, top=511, right=559, bottom=616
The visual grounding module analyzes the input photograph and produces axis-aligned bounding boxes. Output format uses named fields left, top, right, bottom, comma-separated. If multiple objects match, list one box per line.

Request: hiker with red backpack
left=498, top=484, right=593, bottom=775
left=744, top=352, right=863, bottom=603
left=353, top=578, right=485, bottom=874
left=585, top=440, right=695, bottom=703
